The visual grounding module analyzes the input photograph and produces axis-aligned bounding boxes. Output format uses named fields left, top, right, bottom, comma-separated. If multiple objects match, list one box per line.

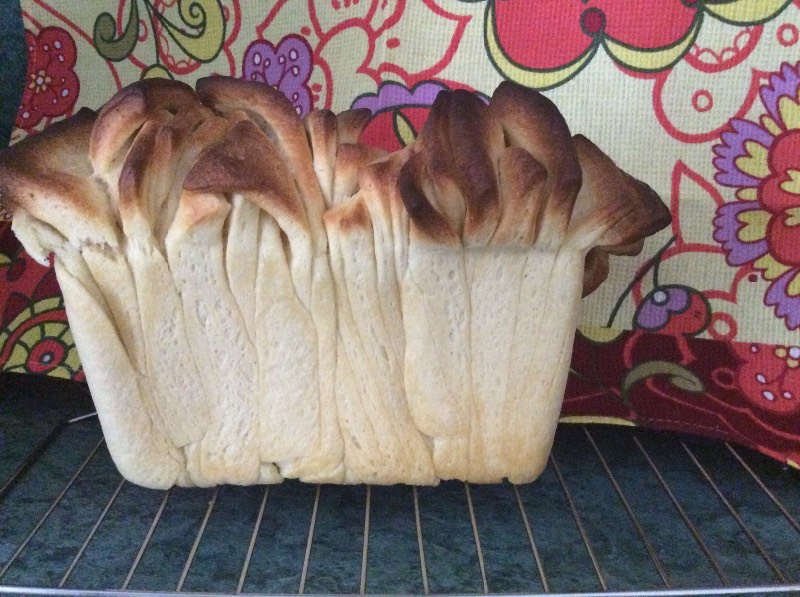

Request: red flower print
left=485, top=0, right=787, bottom=89
left=493, top=0, right=696, bottom=70
left=27, top=337, right=67, bottom=375
left=733, top=342, right=800, bottom=416
left=16, top=27, right=79, bottom=131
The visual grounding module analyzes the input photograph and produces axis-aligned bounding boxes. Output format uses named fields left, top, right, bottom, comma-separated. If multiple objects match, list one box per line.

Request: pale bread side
left=325, top=191, right=435, bottom=484
left=117, top=114, right=228, bottom=484
left=185, top=117, right=344, bottom=482
left=165, top=189, right=265, bottom=485
left=56, top=256, right=187, bottom=488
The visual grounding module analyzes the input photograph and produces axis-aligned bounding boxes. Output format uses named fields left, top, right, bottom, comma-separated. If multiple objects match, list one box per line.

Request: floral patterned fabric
left=2, top=0, right=799, bottom=469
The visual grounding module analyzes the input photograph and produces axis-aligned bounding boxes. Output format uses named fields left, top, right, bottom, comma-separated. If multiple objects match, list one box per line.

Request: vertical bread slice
left=165, top=189, right=268, bottom=485
left=87, top=82, right=223, bottom=485
left=56, top=253, right=187, bottom=488
left=195, top=82, right=343, bottom=481
left=117, top=115, right=231, bottom=485
left=195, top=76, right=327, bottom=262
left=224, top=192, right=260, bottom=334
left=396, top=97, right=475, bottom=481
left=185, top=119, right=344, bottom=482
left=90, top=79, right=200, bottom=223
left=393, top=83, right=668, bottom=483
left=305, top=109, right=338, bottom=207
left=487, top=82, right=582, bottom=250
left=325, top=178, right=435, bottom=484
left=0, top=110, right=185, bottom=488
left=304, top=106, right=383, bottom=208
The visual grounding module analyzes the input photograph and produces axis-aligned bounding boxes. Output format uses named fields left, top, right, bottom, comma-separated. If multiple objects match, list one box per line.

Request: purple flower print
left=634, top=285, right=710, bottom=336
left=242, top=35, right=313, bottom=117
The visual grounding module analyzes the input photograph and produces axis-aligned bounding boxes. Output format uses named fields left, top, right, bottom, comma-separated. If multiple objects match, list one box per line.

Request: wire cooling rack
left=1, top=375, right=799, bottom=596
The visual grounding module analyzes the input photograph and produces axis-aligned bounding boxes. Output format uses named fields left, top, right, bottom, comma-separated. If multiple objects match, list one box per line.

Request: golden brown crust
left=397, top=149, right=459, bottom=247
left=1, top=107, right=96, bottom=180
left=184, top=118, right=304, bottom=222
left=172, top=189, right=231, bottom=231
left=0, top=108, right=96, bottom=215
left=332, top=142, right=387, bottom=205
left=0, top=108, right=121, bottom=250
left=90, top=78, right=200, bottom=176
left=196, top=76, right=326, bottom=244
left=400, top=84, right=585, bottom=250
left=325, top=193, right=371, bottom=233
left=387, top=82, right=669, bottom=299
left=570, top=134, right=671, bottom=250
left=446, top=90, right=503, bottom=247
left=117, top=120, right=163, bottom=229
left=304, top=109, right=338, bottom=206
left=488, top=82, right=582, bottom=245
left=491, top=146, right=548, bottom=247
left=568, top=134, right=670, bottom=295
left=195, top=76, right=314, bottom=179
left=116, top=103, right=228, bottom=245
left=197, top=76, right=299, bottom=128
left=335, top=108, right=372, bottom=144
left=305, top=109, right=338, bottom=148
left=411, top=92, right=464, bottom=237
left=582, top=247, right=610, bottom=297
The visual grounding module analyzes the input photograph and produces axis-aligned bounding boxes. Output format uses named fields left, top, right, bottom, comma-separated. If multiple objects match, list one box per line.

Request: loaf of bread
left=0, top=77, right=670, bottom=488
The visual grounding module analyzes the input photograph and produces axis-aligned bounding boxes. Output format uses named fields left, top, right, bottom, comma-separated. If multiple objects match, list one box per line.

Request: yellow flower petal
left=735, top=141, right=771, bottom=180
left=705, top=0, right=788, bottom=23
left=9, top=344, right=28, bottom=367
left=485, top=4, right=594, bottom=89
left=578, top=325, right=625, bottom=344
left=393, top=110, right=417, bottom=147
left=784, top=207, right=800, bottom=227
left=754, top=254, right=791, bottom=281
left=604, top=19, right=699, bottom=71
left=781, top=170, right=800, bottom=195
left=779, top=95, right=800, bottom=131
left=760, top=114, right=783, bottom=137
left=737, top=209, right=770, bottom=242
left=736, top=187, right=759, bottom=201
left=787, top=272, right=800, bottom=297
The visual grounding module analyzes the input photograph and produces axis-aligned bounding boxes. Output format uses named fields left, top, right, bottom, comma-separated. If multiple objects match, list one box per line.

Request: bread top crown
left=0, top=77, right=670, bottom=295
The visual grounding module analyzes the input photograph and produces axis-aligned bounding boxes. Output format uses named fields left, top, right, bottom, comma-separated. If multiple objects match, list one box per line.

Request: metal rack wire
left=1, top=383, right=799, bottom=596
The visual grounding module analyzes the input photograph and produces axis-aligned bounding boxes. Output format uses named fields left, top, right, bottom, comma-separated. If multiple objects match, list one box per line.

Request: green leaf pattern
left=621, top=360, right=705, bottom=408
left=93, top=0, right=225, bottom=74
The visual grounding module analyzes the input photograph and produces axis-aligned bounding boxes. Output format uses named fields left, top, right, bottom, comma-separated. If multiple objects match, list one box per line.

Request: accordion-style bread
left=0, top=77, right=670, bottom=488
